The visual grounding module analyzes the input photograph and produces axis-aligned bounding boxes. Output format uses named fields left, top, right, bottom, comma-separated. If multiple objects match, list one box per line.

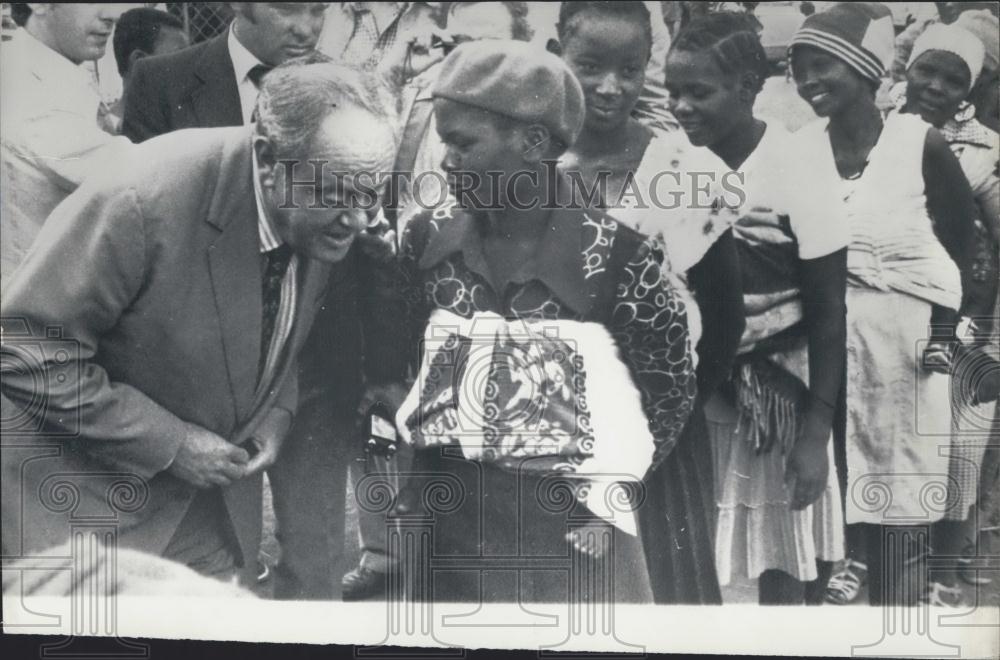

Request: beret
left=432, top=39, right=585, bottom=147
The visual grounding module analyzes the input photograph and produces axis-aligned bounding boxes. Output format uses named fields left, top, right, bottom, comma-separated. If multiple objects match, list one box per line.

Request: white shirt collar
left=250, top=138, right=285, bottom=253
left=228, top=22, right=266, bottom=86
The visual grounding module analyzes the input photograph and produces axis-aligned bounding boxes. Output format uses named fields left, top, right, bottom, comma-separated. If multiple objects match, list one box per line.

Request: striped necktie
left=259, top=244, right=293, bottom=383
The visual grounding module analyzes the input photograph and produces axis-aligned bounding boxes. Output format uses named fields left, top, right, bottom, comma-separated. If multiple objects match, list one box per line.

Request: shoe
left=958, top=540, right=993, bottom=586
left=825, top=559, right=867, bottom=605
left=920, top=581, right=963, bottom=607
left=341, top=565, right=388, bottom=601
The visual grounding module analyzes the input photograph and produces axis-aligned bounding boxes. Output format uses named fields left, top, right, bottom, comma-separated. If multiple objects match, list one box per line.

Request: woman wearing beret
left=370, top=39, right=698, bottom=604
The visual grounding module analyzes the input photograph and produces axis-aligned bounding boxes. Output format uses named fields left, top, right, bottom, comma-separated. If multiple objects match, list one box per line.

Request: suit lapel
left=206, top=129, right=261, bottom=424
left=190, top=34, right=243, bottom=127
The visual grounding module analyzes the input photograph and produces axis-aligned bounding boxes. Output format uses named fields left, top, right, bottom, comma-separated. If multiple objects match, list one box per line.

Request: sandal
left=920, top=581, right=964, bottom=607
left=825, top=559, right=867, bottom=605
left=959, top=539, right=994, bottom=586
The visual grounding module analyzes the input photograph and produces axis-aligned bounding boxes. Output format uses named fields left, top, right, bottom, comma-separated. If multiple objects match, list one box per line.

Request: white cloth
left=744, top=120, right=850, bottom=261
left=396, top=309, right=656, bottom=533
left=611, top=129, right=739, bottom=274
left=228, top=24, right=267, bottom=125
left=798, top=112, right=963, bottom=311
left=600, top=128, right=743, bottom=355
left=733, top=120, right=850, bottom=353
left=0, top=28, right=131, bottom=288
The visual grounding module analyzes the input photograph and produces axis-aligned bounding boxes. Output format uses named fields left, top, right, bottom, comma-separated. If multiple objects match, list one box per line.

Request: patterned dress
left=376, top=198, right=698, bottom=603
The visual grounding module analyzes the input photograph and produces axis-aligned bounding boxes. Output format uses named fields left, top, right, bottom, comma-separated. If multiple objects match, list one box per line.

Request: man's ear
left=253, top=134, right=278, bottom=190
left=520, top=124, right=553, bottom=164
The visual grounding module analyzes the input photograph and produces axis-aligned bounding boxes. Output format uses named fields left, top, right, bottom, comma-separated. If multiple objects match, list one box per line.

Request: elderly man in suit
left=0, top=61, right=398, bottom=588
left=119, top=2, right=385, bottom=599
left=120, top=3, right=327, bottom=140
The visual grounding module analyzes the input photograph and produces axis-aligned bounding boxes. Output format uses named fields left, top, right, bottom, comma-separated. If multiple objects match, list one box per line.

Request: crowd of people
left=1, top=2, right=998, bottom=610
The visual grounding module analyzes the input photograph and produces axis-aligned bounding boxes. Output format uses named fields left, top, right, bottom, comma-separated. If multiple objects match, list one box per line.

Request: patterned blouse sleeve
left=610, top=237, right=698, bottom=468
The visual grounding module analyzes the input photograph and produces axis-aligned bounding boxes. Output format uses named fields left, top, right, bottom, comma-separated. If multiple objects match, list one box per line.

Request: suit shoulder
left=130, top=35, right=221, bottom=81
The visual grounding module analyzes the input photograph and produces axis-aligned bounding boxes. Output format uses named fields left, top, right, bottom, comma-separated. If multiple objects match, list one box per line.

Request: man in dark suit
left=0, top=61, right=399, bottom=588
left=120, top=2, right=327, bottom=140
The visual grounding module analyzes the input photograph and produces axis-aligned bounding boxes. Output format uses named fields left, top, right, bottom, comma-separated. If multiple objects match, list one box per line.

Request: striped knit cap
left=789, top=2, right=895, bottom=83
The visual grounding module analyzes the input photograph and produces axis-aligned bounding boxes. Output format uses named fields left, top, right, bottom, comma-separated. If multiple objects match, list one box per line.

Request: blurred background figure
left=955, top=9, right=1000, bottom=132
left=110, top=7, right=190, bottom=131
left=317, top=1, right=442, bottom=68
left=1, top=3, right=131, bottom=289
left=114, top=7, right=190, bottom=80
left=121, top=2, right=327, bottom=140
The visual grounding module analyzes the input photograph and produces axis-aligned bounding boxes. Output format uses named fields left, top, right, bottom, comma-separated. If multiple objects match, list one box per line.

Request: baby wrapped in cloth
left=396, top=309, right=656, bottom=535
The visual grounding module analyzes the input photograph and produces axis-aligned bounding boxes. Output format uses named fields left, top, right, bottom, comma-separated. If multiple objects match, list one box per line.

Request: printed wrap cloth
left=396, top=310, right=656, bottom=533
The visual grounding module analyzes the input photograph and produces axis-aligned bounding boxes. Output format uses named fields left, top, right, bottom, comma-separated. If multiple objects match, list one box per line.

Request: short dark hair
left=671, top=12, right=770, bottom=96
left=10, top=3, right=31, bottom=27
left=113, top=7, right=185, bottom=76
left=556, top=1, right=652, bottom=58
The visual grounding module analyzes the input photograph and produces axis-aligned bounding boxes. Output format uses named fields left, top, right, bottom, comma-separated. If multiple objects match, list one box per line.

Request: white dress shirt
left=228, top=23, right=268, bottom=125
left=1, top=28, right=131, bottom=287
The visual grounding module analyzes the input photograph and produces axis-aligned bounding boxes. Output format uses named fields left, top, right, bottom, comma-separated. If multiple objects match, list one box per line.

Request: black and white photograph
left=1, top=2, right=998, bottom=657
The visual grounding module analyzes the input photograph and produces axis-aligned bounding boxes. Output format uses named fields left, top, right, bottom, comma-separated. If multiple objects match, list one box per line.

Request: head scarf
left=907, top=23, right=985, bottom=92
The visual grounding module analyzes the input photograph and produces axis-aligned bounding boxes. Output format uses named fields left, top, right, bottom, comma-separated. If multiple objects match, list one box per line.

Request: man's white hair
left=255, top=55, right=401, bottom=159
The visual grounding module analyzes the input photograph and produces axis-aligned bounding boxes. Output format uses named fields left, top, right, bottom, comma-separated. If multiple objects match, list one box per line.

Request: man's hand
left=356, top=211, right=397, bottom=263
left=167, top=423, right=249, bottom=489
left=357, top=381, right=410, bottom=420
left=242, top=408, right=292, bottom=477
left=784, top=411, right=831, bottom=511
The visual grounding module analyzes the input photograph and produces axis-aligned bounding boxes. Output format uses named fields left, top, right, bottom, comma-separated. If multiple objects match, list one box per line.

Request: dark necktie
left=259, top=244, right=293, bottom=383
left=247, top=64, right=273, bottom=89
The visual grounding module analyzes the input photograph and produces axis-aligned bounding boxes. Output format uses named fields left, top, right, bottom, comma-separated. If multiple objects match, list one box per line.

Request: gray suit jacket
left=1, top=126, right=330, bottom=583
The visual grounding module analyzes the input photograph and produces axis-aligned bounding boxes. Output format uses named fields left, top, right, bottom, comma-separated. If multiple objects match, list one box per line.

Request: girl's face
left=664, top=49, right=743, bottom=147
left=561, top=13, right=650, bottom=133
left=905, top=50, right=971, bottom=127
left=791, top=45, right=872, bottom=117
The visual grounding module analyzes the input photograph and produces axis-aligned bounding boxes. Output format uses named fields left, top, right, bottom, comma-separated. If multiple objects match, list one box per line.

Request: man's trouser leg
left=269, top=389, right=357, bottom=600
left=353, top=444, right=412, bottom=574
left=163, top=489, right=239, bottom=584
